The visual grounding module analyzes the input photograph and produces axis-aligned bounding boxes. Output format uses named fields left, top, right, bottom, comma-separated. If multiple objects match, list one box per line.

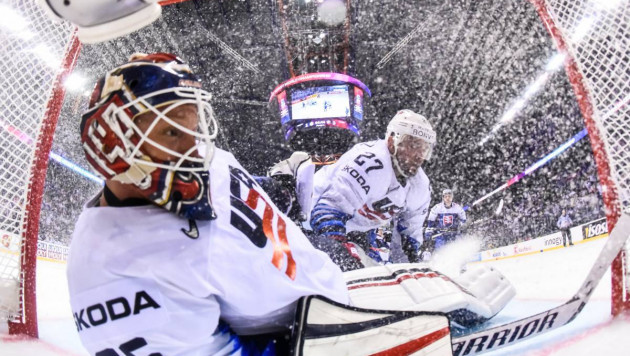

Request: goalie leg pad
left=344, top=264, right=515, bottom=328
left=291, top=295, right=453, bottom=355
left=452, top=265, right=516, bottom=318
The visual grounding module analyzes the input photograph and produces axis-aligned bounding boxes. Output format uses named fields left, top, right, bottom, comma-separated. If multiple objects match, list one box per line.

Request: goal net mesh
left=531, top=0, right=630, bottom=313
left=0, top=0, right=75, bottom=325
left=539, top=0, right=629, bottom=211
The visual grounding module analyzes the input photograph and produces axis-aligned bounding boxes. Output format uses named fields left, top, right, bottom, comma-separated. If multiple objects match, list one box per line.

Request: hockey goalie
left=66, top=52, right=514, bottom=356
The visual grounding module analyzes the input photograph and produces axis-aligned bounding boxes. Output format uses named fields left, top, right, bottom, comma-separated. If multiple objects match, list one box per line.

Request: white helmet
left=386, top=109, right=436, bottom=160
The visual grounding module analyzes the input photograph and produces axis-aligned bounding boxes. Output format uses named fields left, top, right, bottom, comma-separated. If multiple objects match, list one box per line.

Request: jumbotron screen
left=290, top=85, right=351, bottom=120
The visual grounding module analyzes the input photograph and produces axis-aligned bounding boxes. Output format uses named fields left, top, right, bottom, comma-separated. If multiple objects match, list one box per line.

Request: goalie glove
left=38, top=0, right=162, bottom=43
left=344, top=263, right=515, bottom=328
left=269, top=151, right=310, bottom=177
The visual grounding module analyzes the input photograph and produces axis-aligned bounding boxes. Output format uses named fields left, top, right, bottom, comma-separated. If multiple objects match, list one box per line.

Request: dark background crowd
left=24, top=0, right=607, bottom=248
left=466, top=138, right=605, bottom=250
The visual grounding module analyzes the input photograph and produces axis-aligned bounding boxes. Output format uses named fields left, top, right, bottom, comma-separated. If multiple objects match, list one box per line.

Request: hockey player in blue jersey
left=364, top=226, right=393, bottom=264
left=425, top=189, right=467, bottom=250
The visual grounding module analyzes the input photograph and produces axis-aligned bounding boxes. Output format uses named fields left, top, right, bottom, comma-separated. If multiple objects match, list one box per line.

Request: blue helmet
left=80, top=53, right=218, bottom=220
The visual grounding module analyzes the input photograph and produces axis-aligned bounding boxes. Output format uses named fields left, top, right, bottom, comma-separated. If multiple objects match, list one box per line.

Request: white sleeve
left=269, top=151, right=310, bottom=176
left=397, top=189, right=431, bottom=240
left=427, top=204, right=438, bottom=223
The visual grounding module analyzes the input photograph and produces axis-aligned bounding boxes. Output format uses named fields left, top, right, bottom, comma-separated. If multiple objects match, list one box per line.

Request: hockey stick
left=451, top=211, right=630, bottom=356
left=429, top=228, right=461, bottom=240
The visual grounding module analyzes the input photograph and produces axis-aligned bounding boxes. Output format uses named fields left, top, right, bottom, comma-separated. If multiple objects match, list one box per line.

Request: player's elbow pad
left=39, top=0, right=162, bottom=43
left=269, top=151, right=310, bottom=176
left=310, top=204, right=350, bottom=239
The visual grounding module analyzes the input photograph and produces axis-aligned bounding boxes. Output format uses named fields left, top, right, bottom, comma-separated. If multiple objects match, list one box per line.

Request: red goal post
left=0, top=0, right=80, bottom=338
left=529, top=0, right=630, bottom=316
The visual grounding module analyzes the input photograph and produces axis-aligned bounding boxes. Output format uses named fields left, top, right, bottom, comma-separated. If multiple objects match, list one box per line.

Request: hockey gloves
left=310, top=203, right=351, bottom=241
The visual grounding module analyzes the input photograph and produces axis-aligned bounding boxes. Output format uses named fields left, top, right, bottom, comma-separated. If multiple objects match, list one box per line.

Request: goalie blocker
left=286, top=264, right=514, bottom=355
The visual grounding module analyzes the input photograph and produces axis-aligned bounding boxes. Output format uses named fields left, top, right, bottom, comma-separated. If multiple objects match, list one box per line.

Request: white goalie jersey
left=67, top=148, right=348, bottom=356
left=311, top=139, right=431, bottom=240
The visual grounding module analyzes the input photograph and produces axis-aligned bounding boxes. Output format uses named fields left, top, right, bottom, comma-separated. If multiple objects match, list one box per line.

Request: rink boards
left=474, top=217, right=608, bottom=263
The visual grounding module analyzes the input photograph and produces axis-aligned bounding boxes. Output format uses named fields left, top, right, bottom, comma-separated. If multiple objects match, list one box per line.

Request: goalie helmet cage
left=0, top=0, right=628, bottom=339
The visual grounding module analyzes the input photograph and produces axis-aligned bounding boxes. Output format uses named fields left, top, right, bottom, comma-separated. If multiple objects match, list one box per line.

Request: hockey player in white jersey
left=425, top=189, right=467, bottom=250
left=67, top=53, right=351, bottom=355
left=309, top=109, right=436, bottom=266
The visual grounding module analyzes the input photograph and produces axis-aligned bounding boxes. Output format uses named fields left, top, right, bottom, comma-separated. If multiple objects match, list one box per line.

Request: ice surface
left=0, top=237, right=628, bottom=355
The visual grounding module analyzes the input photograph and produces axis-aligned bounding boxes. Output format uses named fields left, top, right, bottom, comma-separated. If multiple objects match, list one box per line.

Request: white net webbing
left=0, top=0, right=74, bottom=321
left=543, top=0, right=630, bottom=213
left=538, top=0, right=630, bottom=311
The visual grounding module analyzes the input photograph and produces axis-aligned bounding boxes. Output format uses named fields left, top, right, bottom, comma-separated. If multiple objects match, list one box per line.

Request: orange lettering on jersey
left=276, top=217, right=297, bottom=280
left=246, top=189, right=297, bottom=280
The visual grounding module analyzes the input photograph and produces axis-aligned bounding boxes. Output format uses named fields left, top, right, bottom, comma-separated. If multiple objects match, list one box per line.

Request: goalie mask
left=386, top=109, right=436, bottom=178
left=80, top=53, right=218, bottom=220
